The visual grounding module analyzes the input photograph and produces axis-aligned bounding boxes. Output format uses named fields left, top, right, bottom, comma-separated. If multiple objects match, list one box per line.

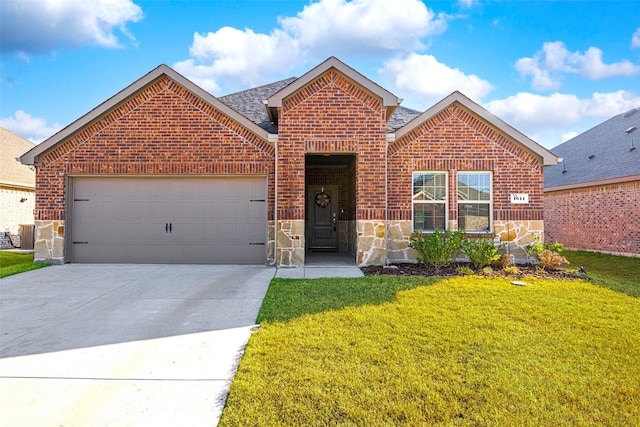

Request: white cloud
left=280, top=0, right=447, bottom=54
left=632, top=28, right=640, bottom=49
left=379, top=53, right=494, bottom=108
left=0, top=0, right=142, bottom=55
left=0, top=110, right=62, bottom=143
left=457, top=0, right=478, bottom=8
left=174, top=27, right=300, bottom=93
left=485, top=90, right=640, bottom=147
left=561, top=131, right=579, bottom=142
left=515, top=41, right=640, bottom=91
left=174, top=0, right=449, bottom=94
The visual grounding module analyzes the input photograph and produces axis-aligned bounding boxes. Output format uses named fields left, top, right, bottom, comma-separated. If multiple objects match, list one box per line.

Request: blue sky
left=1, top=0, right=639, bottom=149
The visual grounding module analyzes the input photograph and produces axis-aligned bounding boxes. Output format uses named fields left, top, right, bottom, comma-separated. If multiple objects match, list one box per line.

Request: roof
left=544, top=108, right=640, bottom=190
left=219, top=80, right=420, bottom=133
left=394, top=91, right=559, bottom=166
left=20, top=65, right=270, bottom=165
left=0, top=127, right=35, bottom=189
left=219, top=78, right=297, bottom=134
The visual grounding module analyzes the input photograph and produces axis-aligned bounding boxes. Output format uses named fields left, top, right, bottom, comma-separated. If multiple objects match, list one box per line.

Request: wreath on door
left=315, top=191, right=331, bottom=208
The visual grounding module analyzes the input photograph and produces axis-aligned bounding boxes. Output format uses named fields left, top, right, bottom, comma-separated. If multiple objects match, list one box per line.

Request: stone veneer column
left=277, top=220, right=305, bottom=267
left=34, top=220, right=65, bottom=264
left=494, top=220, right=543, bottom=262
left=356, top=220, right=386, bottom=266
left=387, top=220, right=415, bottom=263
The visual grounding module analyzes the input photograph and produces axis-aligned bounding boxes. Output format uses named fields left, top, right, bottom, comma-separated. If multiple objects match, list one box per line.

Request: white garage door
left=69, top=177, right=267, bottom=264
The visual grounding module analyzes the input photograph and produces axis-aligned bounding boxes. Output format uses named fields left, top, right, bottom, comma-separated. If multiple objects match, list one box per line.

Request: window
left=413, top=172, right=447, bottom=231
left=457, top=172, right=492, bottom=232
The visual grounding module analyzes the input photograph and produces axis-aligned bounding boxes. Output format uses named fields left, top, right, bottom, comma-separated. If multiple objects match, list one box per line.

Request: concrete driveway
left=0, top=264, right=274, bottom=426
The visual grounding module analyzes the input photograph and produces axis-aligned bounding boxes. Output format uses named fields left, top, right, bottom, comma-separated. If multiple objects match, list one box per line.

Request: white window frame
left=457, top=171, right=493, bottom=233
left=412, top=171, right=448, bottom=232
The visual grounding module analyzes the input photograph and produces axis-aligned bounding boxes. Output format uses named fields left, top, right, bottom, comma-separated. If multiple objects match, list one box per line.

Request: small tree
left=409, top=229, right=466, bottom=274
left=463, top=236, right=502, bottom=270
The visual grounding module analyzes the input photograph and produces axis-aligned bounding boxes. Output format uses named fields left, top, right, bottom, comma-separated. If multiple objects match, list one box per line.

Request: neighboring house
left=20, top=57, right=558, bottom=265
left=1, top=127, right=36, bottom=249
left=544, top=109, right=640, bottom=257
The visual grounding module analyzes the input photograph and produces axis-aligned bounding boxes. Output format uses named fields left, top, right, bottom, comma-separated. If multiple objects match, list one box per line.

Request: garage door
left=69, top=177, right=267, bottom=264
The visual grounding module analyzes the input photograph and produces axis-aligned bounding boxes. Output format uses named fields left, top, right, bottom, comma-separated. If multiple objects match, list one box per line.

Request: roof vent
left=588, top=154, right=595, bottom=160
left=624, top=126, right=637, bottom=134
left=562, top=164, right=567, bottom=174
left=623, top=108, right=639, bottom=118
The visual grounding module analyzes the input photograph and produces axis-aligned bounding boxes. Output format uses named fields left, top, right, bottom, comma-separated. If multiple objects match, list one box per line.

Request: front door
left=307, top=185, right=338, bottom=251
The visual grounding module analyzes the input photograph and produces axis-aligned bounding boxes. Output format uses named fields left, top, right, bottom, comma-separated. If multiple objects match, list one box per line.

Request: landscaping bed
left=361, top=262, right=585, bottom=280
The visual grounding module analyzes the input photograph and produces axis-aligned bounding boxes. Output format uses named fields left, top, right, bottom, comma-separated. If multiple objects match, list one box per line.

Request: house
left=1, top=127, right=36, bottom=249
left=20, top=57, right=558, bottom=266
left=544, top=108, right=640, bottom=257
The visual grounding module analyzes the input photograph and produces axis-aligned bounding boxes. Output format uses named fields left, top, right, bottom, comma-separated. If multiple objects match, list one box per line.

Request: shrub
left=463, top=236, right=502, bottom=269
left=526, top=236, right=569, bottom=270
left=492, top=253, right=514, bottom=269
left=456, top=266, right=475, bottom=276
left=409, top=229, right=466, bottom=274
left=537, top=249, right=570, bottom=270
left=482, top=266, right=494, bottom=275
left=503, top=266, right=520, bottom=275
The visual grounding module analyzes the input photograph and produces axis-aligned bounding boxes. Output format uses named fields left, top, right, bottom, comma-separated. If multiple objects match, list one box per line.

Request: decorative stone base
left=387, top=220, right=417, bottom=263
left=357, top=220, right=386, bottom=266
left=388, top=219, right=544, bottom=264
left=277, top=220, right=305, bottom=267
left=494, top=220, right=543, bottom=261
left=34, top=220, right=65, bottom=264
left=267, top=221, right=275, bottom=264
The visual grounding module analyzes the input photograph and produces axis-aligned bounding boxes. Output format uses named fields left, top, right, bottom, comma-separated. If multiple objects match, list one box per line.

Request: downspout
left=269, top=134, right=278, bottom=266
left=385, top=133, right=391, bottom=266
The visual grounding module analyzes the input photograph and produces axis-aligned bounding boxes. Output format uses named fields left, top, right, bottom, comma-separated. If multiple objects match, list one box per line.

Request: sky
left=1, top=0, right=639, bottom=149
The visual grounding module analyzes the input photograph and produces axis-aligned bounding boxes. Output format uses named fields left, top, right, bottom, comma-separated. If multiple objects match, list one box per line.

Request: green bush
left=409, top=229, right=466, bottom=274
left=456, top=266, right=475, bottom=276
left=463, top=236, right=502, bottom=269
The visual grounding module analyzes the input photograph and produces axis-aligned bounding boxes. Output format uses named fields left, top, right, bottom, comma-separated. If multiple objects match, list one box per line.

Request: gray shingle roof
left=218, top=78, right=421, bottom=134
left=544, top=108, right=640, bottom=189
left=219, top=78, right=297, bottom=134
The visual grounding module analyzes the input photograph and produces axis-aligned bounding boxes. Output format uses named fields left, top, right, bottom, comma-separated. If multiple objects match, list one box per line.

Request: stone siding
left=34, top=220, right=65, bottom=264
left=357, top=220, right=386, bottom=266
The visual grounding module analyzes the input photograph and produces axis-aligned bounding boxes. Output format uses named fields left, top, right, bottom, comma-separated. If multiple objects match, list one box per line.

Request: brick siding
left=388, top=103, right=544, bottom=226
left=545, top=180, right=640, bottom=256
left=277, top=70, right=387, bottom=221
left=35, top=76, right=275, bottom=222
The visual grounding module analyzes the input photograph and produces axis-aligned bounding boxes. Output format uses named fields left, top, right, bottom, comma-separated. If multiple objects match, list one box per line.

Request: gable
left=20, top=65, right=270, bottom=166
left=394, top=92, right=558, bottom=167
left=267, top=57, right=400, bottom=125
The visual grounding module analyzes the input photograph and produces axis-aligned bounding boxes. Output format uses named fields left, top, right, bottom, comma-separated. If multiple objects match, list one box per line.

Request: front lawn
left=220, top=276, right=640, bottom=426
left=563, top=250, right=640, bottom=296
left=0, top=252, right=49, bottom=278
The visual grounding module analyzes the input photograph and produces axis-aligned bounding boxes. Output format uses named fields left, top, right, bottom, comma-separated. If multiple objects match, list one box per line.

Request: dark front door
left=307, top=185, right=338, bottom=251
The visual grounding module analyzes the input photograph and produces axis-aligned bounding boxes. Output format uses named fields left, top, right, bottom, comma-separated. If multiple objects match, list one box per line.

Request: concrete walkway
left=0, top=264, right=274, bottom=426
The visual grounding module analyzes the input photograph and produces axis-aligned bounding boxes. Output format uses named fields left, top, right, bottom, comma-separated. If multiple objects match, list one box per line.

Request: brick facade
left=26, top=60, right=554, bottom=265
left=545, top=180, right=640, bottom=256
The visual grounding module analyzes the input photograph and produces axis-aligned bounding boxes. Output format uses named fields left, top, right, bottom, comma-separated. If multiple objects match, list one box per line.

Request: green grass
left=257, top=276, right=439, bottom=323
left=563, top=250, right=640, bottom=297
left=220, top=276, right=640, bottom=426
left=0, top=252, right=49, bottom=278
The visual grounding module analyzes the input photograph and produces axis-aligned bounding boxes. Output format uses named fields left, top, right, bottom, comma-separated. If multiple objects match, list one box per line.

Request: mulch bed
left=361, top=262, right=586, bottom=280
